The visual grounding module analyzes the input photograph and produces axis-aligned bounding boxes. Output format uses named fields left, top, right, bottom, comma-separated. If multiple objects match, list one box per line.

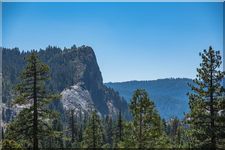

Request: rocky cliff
left=2, top=45, right=130, bottom=122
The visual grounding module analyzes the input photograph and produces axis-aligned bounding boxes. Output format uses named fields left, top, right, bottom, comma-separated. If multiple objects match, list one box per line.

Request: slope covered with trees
left=2, top=45, right=130, bottom=122
left=106, top=78, right=192, bottom=119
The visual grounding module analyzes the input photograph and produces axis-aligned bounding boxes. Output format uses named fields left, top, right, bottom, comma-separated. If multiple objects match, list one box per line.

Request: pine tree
left=116, top=121, right=134, bottom=148
left=82, top=110, right=104, bottom=148
left=167, top=117, right=183, bottom=147
left=2, top=139, right=22, bottom=149
left=70, top=109, right=76, bottom=144
left=118, top=110, right=123, bottom=141
left=2, top=127, right=4, bottom=141
left=129, top=89, right=162, bottom=148
left=188, top=46, right=225, bottom=148
left=170, top=117, right=180, bottom=142
left=113, top=110, right=124, bottom=148
left=104, top=115, right=113, bottom=147
left=5, top=52, right=60, bottom=149
left=51, top=118, right=64, bottom=148
left=76, top=110, right=88, bottom=146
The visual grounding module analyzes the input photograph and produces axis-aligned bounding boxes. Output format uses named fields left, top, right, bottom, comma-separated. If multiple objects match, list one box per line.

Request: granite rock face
left=2, top=45, right=130, bottom=123
left=53, top=45, right=129, bottom=118
left=61, top=83, right=94, bottom=115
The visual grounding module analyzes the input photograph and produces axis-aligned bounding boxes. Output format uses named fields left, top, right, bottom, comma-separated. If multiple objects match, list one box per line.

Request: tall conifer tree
left=188, top=46, right=225, bottom=148
left=5, top=52, right=59, bottom=149
left=129, top=89, right=162, bottom=148
left=113, top=110, right=124, bottom=148
left=82, top=110, right=104, bottom=148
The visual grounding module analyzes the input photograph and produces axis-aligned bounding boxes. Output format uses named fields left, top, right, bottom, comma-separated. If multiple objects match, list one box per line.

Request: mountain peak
left=2, top=45, right=130, bottom=123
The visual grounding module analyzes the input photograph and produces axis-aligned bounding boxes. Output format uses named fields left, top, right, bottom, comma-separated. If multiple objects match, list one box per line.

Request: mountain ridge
left=2, top=45, right=130, bottom=123
left=105, top=78, right=193, bottom=119
left=105, top=77, right=193, bottom=84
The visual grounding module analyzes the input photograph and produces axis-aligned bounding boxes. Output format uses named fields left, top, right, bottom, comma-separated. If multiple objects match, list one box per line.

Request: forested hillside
left=2, top=45, right=130, bottom=122
left=106, top=78, right=192, bottom=119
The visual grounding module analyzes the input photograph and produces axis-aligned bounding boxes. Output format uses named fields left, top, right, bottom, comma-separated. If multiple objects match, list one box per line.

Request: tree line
left=1, top=46, right=225, bottom=149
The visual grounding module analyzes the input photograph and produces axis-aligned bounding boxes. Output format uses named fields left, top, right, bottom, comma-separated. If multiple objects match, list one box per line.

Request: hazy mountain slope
left=105, top=78, right=192, bottom=119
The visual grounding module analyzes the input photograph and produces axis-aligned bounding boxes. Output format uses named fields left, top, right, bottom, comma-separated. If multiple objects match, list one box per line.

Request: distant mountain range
left=105, top=78, right=193, bottom=119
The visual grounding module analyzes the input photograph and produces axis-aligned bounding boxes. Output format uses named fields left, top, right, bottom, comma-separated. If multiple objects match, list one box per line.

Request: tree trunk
left=2, top=127, right=4, bottom=140
left=119, top=111, right=122, bottom=141
left=92, top=113, right=96, bottom=148
left=33, top=61, right=38, bottom=150
left=139, top=111, right=142, bottom=148
left=210, top=55, right=216, bottom=149
left=71, top=109, right=75, bottom=143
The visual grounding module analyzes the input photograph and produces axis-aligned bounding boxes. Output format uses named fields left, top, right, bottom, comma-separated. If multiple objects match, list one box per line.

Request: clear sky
left=3, top=2, right=223, bottom=82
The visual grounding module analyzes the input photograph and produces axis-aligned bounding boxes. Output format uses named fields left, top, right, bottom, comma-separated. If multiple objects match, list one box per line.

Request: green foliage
left=81, top=110, right=104, bottom=148
left=116, top=122, right=134, bottom=148
left=40, top=118, right=64, bottom=148
left=112, top=111, right=124, bottom=148
left=102, top=143, right=111, bottom=148
left=165, top=117, right=190, bottom=148
left=2, top=139, right=23, bottom=149
left=187, top=46, right=225, bottom=148
left=121, top=89, right=170, bottom=148
left=4, top=52, right=60, bottom=149
left=103, top=115, right=113, bottom=147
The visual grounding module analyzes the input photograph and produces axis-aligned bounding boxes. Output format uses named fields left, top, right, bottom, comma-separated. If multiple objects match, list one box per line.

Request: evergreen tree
left=113, top=110, right=124, bottom=148
left=70, top=109, right=77, bottom=144
left=51, top=118, right=64, bottom=148
left=169, top=117, right=180, bottom=142
left=82, top=110, right=104, bottom=148
left=104, top=115, right=113, bottom=147
left=161, top=119, right=167, bottom=133
left=76, top=110, right=88, bottom=147
left=188, top=46, right=225, bottom=148
left=116, top=121, right=134, bottom=148
left=2, top=127, right=4, bottom=141
left=4, top=52, right=60, bottom=149
left=167, top=117, right=184, bottom=147
left=118, top=110, right=123, bottom=141
left=2, top=139, right=22, bottom=149
left=129, top=89, right=162, bottom=148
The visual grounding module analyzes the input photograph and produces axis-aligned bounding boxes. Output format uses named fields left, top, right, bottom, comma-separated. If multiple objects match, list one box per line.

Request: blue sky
left=3, top=2, right=223, bottom=82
